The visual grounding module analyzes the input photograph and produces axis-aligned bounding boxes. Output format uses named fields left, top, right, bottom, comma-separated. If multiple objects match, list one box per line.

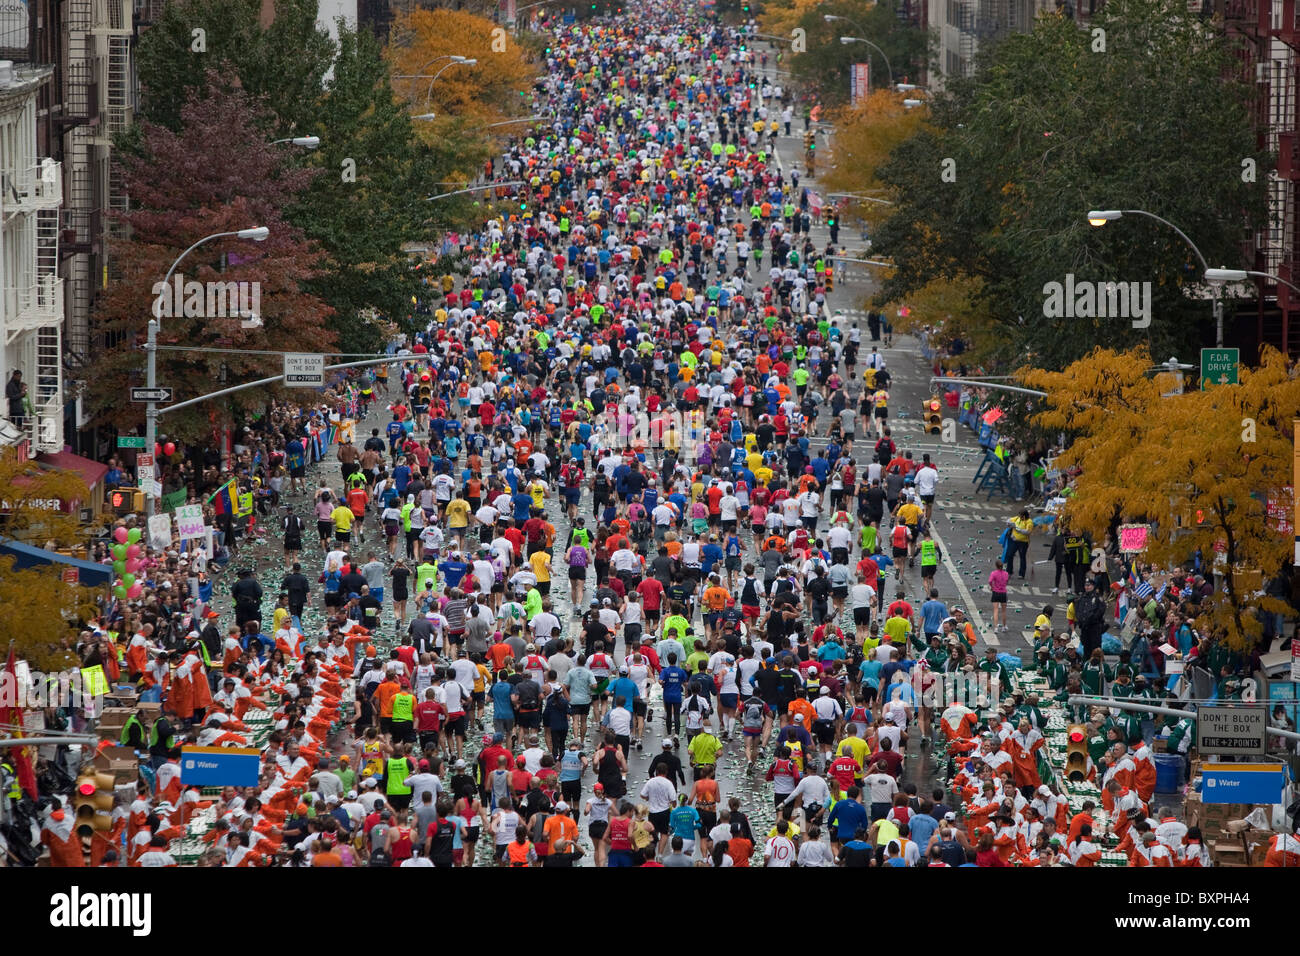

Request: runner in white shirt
left=764, top=824, right=798, bottom=867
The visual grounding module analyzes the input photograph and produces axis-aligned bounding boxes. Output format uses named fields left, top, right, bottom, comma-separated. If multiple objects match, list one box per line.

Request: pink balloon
left=127, top=584, right=143, bottom=599
left=126, top=544, right=141, bottom=559
left=125, top=559, right=141, bottom=573
left=163, top=442, right=176, bottom=456
left=113, top=527, right=128, bottom=544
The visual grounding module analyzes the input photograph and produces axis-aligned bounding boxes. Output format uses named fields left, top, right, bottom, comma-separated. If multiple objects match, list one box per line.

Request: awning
left=36, top=449, right=108, bottom=491
left=0, top=538, right=112, bottom=586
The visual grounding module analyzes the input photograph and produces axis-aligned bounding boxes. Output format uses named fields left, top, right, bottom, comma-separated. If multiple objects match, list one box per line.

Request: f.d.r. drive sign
left=1196, top=704, right=1267, bottom=756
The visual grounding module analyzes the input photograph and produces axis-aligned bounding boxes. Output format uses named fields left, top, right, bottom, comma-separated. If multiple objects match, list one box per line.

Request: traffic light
left=924, top=396, right=942, bottom=434
left=110, top=488, right=143, bottom=516
left=1065, top=724, right=1088, bottom=782
left=73, top=771, right=115, bottom=836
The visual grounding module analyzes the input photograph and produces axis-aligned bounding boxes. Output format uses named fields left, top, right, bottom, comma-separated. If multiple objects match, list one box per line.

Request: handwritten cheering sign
left=1118, top=524, right=1149, bottom=554
left=175, top=504, right=206, bottom=541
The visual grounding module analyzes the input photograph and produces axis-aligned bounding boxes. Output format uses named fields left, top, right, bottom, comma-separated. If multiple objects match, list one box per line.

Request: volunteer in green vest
left=384, top=744, right=416, bottom=811
left=390, top=680, right=416, bottom=745
left=148, top=715, right=176, bottom=773
left=120, top=711, right=146, bottom=750
left=1086, top=720, right=1109, bottom=767
left=1045, top=649, right=1070, bottom=692
left=2, top=760, right=20, bottom=801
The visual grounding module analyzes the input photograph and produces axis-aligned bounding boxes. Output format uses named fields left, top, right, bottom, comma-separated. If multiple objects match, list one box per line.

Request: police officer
left=231, top=567, right=263, bottom=629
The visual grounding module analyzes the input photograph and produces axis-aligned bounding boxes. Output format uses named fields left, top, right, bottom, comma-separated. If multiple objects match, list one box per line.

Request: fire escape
left=4, top=157, right=66, bottom=452
left=1261, top=0, right=1300, bottom=357
left=60, top=0, right=132, bottom=370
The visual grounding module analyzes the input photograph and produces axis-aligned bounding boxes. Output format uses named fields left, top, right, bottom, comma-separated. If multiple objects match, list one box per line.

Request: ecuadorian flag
left=209, top=478, right=238, bottom=516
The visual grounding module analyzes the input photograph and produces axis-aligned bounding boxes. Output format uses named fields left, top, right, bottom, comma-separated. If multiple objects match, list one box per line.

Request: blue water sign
left=1200, top=763, right=1286, bottom=805
left=180, top=746, right=262, bottom=787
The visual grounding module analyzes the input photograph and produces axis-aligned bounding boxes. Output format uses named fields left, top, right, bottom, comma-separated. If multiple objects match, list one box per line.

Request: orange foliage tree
left=1021, top=347, right=1300, bottom=651
left=389, top=8, right=539, bottom=161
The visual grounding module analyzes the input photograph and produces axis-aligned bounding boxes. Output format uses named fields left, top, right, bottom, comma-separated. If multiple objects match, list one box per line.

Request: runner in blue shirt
left=921, top=591, right=949, bottom=638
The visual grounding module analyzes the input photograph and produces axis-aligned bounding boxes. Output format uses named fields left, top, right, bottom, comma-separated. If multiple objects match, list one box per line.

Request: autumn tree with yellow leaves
left=1020, top=347, right=1300, bottom=651
left=821, top=89, right=927, bottom=230
left=390, top=8, right=539, bottom=152
left=0, top=448, right=91, bottom=548
left=0, top=448, right=98, bottom=669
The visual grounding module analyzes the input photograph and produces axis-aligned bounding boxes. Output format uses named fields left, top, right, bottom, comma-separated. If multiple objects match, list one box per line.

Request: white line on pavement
left=927, top=517, right=998, bottom=647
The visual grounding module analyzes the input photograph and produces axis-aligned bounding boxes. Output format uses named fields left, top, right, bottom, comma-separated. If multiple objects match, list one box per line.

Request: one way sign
left=130, top=387, right=174, bottom=403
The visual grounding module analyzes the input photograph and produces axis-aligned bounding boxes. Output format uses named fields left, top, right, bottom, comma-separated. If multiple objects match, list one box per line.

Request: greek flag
left=1134, top=580, right=1154, bottom=601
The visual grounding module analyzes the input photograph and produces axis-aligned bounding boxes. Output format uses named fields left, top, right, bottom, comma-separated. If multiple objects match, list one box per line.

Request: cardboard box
left=137, top=701, right=161, bottom=719
left=1210, top=840, right=1249, bottom=867
left=97, top=706, right=133, bottom=723
left=93, top=745, right=140, bottom=785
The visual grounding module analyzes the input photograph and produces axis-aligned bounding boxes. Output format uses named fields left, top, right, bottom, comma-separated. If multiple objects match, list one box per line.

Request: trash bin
left=1153, top=752, right=1185, bottom=794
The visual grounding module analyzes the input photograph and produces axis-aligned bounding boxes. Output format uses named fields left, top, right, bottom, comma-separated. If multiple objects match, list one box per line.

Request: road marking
left=926, top=518, right=998, bottom=647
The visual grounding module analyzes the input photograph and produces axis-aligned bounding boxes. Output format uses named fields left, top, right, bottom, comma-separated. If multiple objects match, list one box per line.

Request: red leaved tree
left=88, top=72, right=337, bottom=443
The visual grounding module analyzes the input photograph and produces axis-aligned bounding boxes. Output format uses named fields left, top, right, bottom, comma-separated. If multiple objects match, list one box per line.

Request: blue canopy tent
left=0, top=538, right=112, bottom=586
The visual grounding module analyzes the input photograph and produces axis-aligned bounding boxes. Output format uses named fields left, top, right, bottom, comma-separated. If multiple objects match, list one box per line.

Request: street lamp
left=424, top=181, right=524, bottom=202
left=838, top=36, right=893, bottom=88
left=470, top=115, right=552, bottom=130
left=394, top=54, right=473, bottom=79
left=270, top=136, right=321, bottom=149
left=422, top=58, right=477, bottom=106
left=1085, top=208, right=1224, bottom=346
left=144, top=227, right=269, bottom=519
left=1204, top=267, right=1300, bottom=299
left=824, top=12, right=867, bottom=35
left=412, top=113, right=438, bottom=121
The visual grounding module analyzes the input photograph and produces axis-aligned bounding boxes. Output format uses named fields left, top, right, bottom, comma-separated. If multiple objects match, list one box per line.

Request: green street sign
left=117, top=436, right=147, bottom=448
left=1201, top=347, right=1239, bottom=390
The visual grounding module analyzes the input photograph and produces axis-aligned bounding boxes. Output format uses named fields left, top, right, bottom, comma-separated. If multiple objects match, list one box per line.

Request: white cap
left=819, top=686, right=830, bottom=695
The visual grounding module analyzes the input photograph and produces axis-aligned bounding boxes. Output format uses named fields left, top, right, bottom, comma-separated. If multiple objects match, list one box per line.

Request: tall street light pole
left=1086, top=208, right=1224, bottom=347
left=144, top=227, right=268, bottom=519
left=838, top=36, right=893, bottom=89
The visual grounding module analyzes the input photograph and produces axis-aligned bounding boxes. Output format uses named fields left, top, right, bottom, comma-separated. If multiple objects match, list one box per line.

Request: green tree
left=291, top=23, right=466, bottom=354
left=134, top=0, right=335, bottom=133
left=872, top=0, right=1270, bottom=370
left=788, top=0, right=930, bottom=107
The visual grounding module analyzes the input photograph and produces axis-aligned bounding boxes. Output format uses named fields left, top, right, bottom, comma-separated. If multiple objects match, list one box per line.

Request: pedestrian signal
left=110, top=488, right=143, bottom=516
left=1065, top=725, right=1088, bottom=782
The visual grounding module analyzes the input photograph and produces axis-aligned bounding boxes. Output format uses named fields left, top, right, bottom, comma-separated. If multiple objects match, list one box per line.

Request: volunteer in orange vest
left=1008, top=719, right=1044, bottom=794
left=1068, top=823, right=1102, bottom=866
left=1264, top=821, right=1300, bottom=867
left=41, top=804, right=84, bottom=867
left=1128, top=736, right=1157, bottom=801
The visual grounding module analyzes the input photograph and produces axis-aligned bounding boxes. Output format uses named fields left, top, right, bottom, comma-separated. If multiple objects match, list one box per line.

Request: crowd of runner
left=15, top=0, right=1300, bottom=870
